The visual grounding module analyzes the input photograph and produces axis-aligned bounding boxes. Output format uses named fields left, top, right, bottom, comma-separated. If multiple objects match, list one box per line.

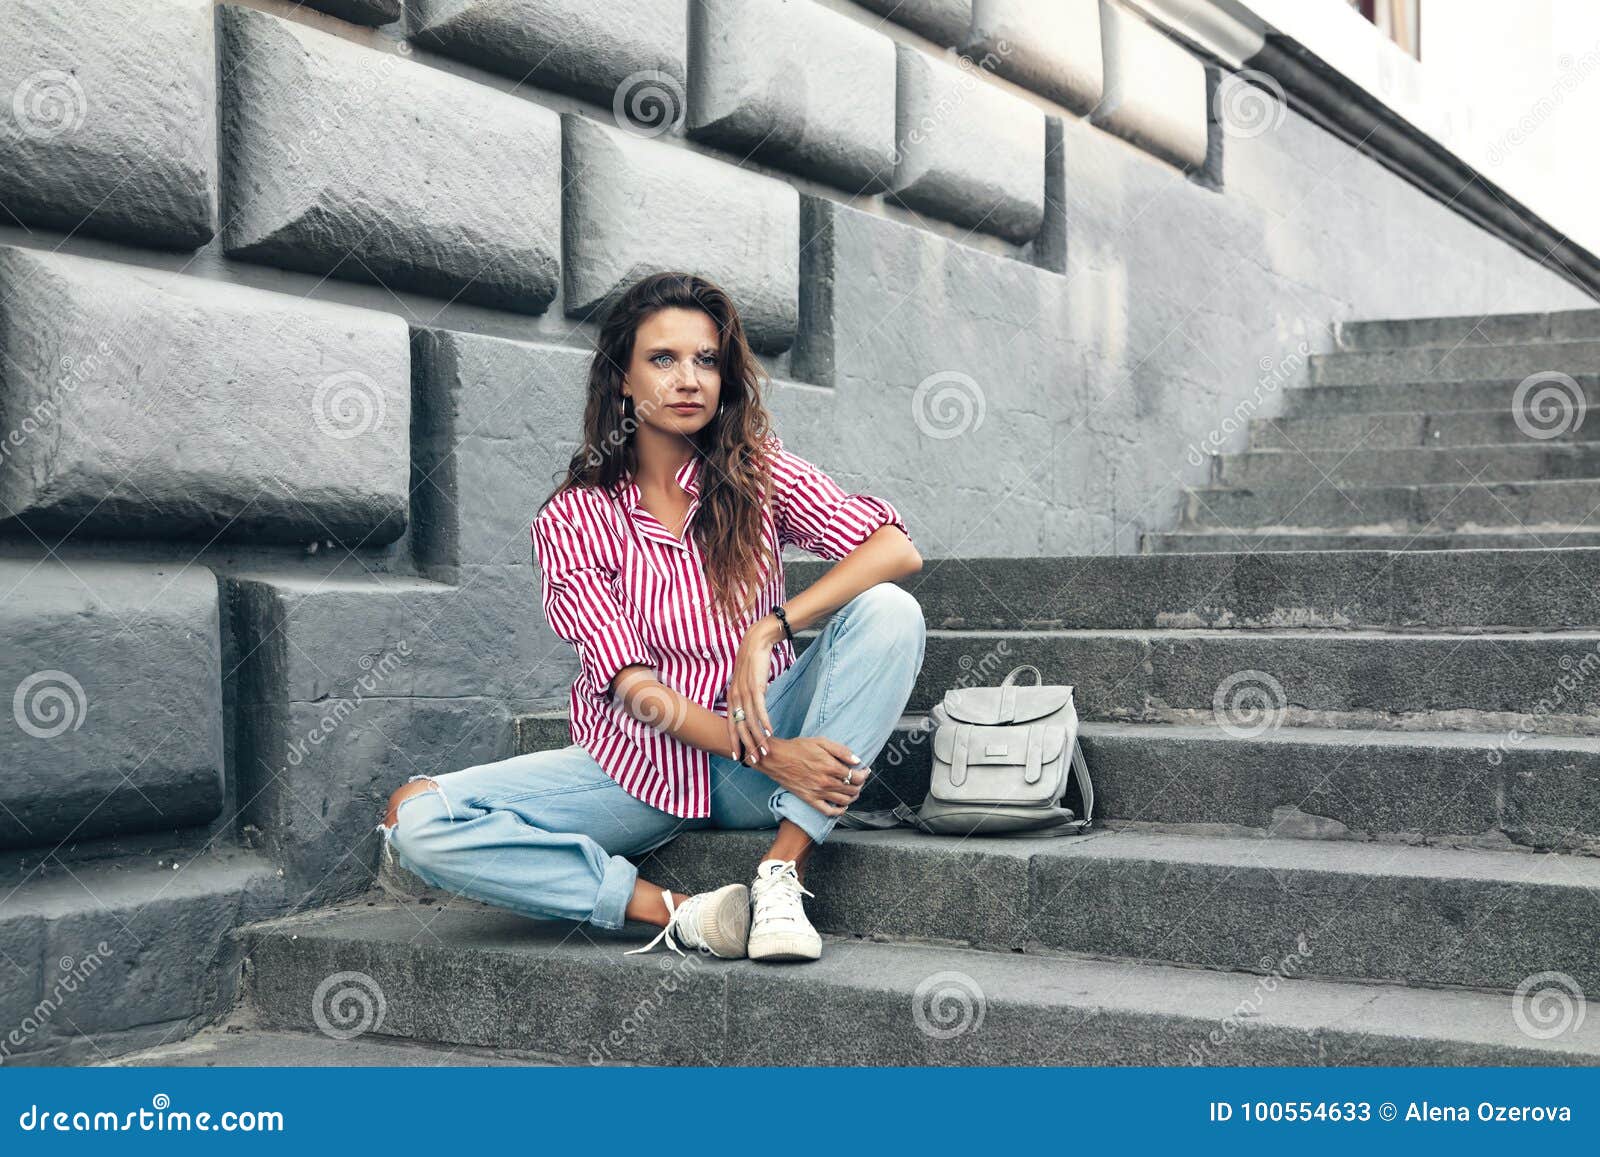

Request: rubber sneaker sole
left=747, top=927, right=822, bottom=962
left=696, top=883, right=752, bottom=958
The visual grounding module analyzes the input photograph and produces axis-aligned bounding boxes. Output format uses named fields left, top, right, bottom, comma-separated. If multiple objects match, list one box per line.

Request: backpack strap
left=833, top=738, right=1096, bottom=837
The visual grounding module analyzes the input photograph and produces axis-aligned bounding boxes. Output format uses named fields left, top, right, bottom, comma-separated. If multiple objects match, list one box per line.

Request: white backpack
left=840, top=664, right=1095, bottom=837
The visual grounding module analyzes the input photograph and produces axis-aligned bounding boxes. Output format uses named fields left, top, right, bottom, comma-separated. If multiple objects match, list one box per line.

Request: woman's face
left=622, top=307, right=723, bottom=439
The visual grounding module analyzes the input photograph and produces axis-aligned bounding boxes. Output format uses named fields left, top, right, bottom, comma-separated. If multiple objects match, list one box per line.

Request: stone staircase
left=1148, top=309, right=1600, bottom=553
left=235, top=539, right=1600, bottom=1064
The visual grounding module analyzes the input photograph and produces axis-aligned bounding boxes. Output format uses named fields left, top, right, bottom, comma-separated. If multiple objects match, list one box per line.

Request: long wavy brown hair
left=541, top=272, right=778, bottom=625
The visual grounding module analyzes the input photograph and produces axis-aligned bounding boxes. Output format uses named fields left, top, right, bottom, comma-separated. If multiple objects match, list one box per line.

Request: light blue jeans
left=380, top=581, right=926, bottom=930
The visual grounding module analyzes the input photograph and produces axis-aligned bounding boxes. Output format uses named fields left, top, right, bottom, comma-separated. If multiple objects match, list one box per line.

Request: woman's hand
left=753, top=736, right=867, bottom=817
left=725, top=613, right=785, bottom=763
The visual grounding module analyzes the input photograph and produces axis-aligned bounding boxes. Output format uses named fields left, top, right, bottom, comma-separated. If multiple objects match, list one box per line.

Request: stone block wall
left=0, top=0, right=1590, bottom=1059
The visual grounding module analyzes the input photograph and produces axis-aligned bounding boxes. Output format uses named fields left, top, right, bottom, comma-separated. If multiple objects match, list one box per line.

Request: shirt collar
left=618, top=454, right=703, bottom=509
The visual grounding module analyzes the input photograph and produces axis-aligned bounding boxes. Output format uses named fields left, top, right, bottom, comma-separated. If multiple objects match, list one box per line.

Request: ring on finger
left=731, top=706, right=746, bottom=723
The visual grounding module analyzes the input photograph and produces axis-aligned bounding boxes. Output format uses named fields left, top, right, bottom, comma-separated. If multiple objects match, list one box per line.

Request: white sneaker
left=747, top=858, right=821, bottom=962
left=623, top=883, right=750, bottom=958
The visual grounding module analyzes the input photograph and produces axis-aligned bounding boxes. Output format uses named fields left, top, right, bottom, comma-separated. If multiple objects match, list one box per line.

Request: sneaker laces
left=624, top=889, right=714, bottom=957
left=751, top=859, right=814, bottom=926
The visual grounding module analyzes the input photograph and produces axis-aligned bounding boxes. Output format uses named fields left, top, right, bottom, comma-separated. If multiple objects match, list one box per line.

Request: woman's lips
left=667, top=403, right=704, bottom=413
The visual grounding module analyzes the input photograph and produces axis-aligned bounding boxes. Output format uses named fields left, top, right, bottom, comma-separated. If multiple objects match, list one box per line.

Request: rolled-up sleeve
left=532, top=499, right=655, bottom=701
left=767, top=437, right=911, bottom=561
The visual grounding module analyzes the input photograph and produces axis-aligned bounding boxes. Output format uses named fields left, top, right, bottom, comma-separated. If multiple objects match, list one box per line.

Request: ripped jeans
left=377, top=581, right=926, bottom=930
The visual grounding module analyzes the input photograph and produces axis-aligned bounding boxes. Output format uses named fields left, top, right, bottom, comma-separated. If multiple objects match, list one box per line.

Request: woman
left=378, top=271, right=925, bottom=963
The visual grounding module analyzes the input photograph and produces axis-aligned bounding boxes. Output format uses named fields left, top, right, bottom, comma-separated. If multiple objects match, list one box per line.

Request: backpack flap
left=940, top=684, right=1072, bottom=725
left=931, top=722, right=1066, bottom=805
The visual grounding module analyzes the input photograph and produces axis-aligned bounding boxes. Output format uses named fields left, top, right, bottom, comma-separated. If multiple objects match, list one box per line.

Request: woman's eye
left=697, top=354, right=717, bottom=366
left=651, top=354, right=673, bottom=368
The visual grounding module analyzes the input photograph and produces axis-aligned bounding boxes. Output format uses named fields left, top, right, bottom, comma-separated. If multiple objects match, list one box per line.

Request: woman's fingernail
left=760, top=746, right=768, bottom=756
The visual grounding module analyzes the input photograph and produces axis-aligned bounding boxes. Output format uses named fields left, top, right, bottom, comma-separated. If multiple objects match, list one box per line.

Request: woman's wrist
left=751, top=612, right=787, bottom=648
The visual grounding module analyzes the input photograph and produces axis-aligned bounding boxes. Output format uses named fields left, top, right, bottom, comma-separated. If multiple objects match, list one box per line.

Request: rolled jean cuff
left=773, top=788, right=837, bottom=845
left=590, top=853, right=641, bottom=930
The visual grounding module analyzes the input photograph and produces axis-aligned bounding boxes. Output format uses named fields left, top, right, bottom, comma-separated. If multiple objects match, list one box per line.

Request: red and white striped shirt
left=531, top=434, right=910, bottom=818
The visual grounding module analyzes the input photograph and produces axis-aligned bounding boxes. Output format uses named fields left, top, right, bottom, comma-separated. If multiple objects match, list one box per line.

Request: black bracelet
left=771, top=604, right=795, bottom=643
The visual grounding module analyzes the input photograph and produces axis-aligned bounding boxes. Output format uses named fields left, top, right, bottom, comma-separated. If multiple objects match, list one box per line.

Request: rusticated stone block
left=407, top=0, right=685, bottom=111
left=688, top=0, right=896, bottom=192
left=0, top=559, right=224, bottom=848
left=1092, top=1, right=1208, bottom=172
left=219, top=4, right=560, bottom=312
left=965, top=0, right=1104, bottom=114
left=0, top=0, right=215, bottom=248
left=0, top=246, right=410, bottom=545
left=562, top=114, right=800, bottom=351
left=891, top=44, right=1047, bottom=243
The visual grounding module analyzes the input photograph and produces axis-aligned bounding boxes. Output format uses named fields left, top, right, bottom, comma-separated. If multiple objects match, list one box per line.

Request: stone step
left=106, top=1025, right=551, bottom=1067
left=1145, top=529, right=1600, bottom=553
left=1214, top=443, right=1600, bottom=488
left=1285, top=377, right=1600, bottom=417
left=912, top=628, right=1600, bottom=735
left=239, top=897, right=1600, bottom=1065
left=1311, top=342, right=1600, bottom=387
left=1334, top=310, right=1600, bottom=351
left=0, top=850, right=283, bottom=1065
left=513, top=711, right=1599, bottom=851
left=1179, top=477, right=1600, bottom=534
left=628, top=828, right=1600, bottom=993
left=509, top=715, right=1599, bottom=852
left=1251, top=409, right=1600, bottom=451
left=787, top=548, right=1600, bottom=633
